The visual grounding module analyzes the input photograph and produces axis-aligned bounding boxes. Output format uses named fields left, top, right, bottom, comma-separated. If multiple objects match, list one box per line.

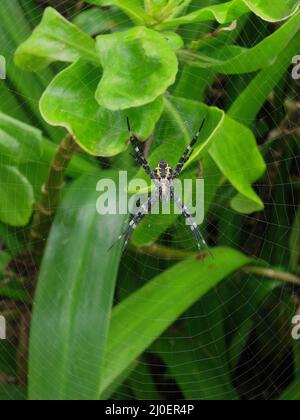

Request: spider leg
left=172, top=191, right=213, bottom=258
left=173, top=119, right=206, bottom=179
left=109, top=191, right=159, bottom=252
left=127, top=118, right=153, bottom=178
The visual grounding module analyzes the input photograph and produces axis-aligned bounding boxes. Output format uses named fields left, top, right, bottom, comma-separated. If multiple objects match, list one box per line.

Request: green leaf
left=100, top=247, right=251, bottom=394
left=153, top=288, right=240, bottom=400
left=209, top=114, right=266, bottom=212
left=95, top=27, right=178, bottom=110
left=177, top=11, right=300, bottom=74
left=156, top=0, right=300, bottom=29
left=15, top=7, right=98, bottom=71
left=152, top=330, right=237, bottom=400
left=85, top=0, right=154, bottom=25
left=229, top=31, right=300, bottom=124
left=127, top=359, right=161, bottom=400
left=244, top=0, right=300, bottom=22
left=40, top=59, right=164, bottom=156
left=0, top=112, right=42, bottom=164
left=0, top=165, right=34, bottom=227
left=29, top=172, right=127, bottom=400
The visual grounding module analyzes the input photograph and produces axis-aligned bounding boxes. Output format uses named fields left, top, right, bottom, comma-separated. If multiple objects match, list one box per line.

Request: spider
left=112, top=118, right=211, bottom=257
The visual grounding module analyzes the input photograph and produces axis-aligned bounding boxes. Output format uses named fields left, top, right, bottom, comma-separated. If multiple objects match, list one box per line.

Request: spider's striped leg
left=172, top=192, right=212, bottom=258
left=127, top=118, right=153, bottom=178
left=173, top=119, right=206, bottom=179
left=109, top=191, right=159, bottom=252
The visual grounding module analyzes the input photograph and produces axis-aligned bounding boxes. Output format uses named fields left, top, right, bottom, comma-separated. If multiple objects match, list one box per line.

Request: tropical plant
left=0, top=0, right=300, bottom=400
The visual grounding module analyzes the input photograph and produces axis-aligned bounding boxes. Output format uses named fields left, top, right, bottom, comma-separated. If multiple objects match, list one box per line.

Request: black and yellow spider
left=114, top=118, right=211, bottom=256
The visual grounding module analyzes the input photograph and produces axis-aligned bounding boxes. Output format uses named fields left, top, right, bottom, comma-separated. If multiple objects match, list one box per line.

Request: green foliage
left=156, top=0, right=300, bottom=29
left=0, top=0, right=299, bottom=401
left=29, top=172, right=128, bottom=400
left=95, top=27, right=178, bottom=109
left=100, top=247, right=251, bottom=395
left=0, top=165, right=34, bottom=226
left=14, top=7, right=98, bottom=70
left=0, top=112, right=42, bottom=164
left=40, top=59, right=164, bottom=156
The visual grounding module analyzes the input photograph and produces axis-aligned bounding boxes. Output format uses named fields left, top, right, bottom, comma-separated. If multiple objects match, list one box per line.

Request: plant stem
left=29, top=133, right=77, bottom=262
left=243, top=266, right=300, bottom=287
left=131, top=244, right=300, bottom=287
left=131, top=243, right=194, bottom=260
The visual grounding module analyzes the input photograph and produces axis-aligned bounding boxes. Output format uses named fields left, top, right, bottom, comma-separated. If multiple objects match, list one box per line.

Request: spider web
left=0, top=0, right=299, bottom=401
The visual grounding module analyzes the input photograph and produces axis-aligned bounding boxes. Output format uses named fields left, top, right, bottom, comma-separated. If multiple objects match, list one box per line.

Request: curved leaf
left=100, top=247, right=252, bottom=395
left=0, top=165, right=33, bottom=227
left=152, top=330, right=237, bottom=400
left=40, top=59, right=164, bottom=157
left=177, top=10, right=300, bottom=74
left=209, top=113, right=266, bottom=211
left=0, top=112, right=42, bottom=164
left=244, top=0, right=300, bottom=22
left=15, top=7, right=98, bottom=71
left=156, top=0, right=300, bottom=29
left=29, top=172, right=127, bottom=400
left=228, top=31, right=300, bottom=124
left=95, top=27, right=178, bottom=110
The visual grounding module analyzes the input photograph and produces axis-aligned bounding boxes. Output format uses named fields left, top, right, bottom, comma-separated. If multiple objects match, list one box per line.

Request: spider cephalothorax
left=155, top=160, right=171, bottom=180
left=112, top=118, right=211, bottom=257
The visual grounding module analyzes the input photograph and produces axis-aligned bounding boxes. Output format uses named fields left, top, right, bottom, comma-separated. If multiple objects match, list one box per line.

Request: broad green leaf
left=0, top=112, right=42, bottom=164
left=230, top=192, right=262, bottom=214
left=229, top=31, right=300, bottom=125
left=152, top=330, right=237, bottom=400
left=0, top=0, right=60, bottom=140
left=0, top=165, right=34, bottom=227
left=95, top=27, right=178, bottom=110
left=208, top=114, right=265, bottom=212
left=153, top=288, right=239, bottom=399
left=127, top=359, right=161, bottom=400
left=162, top=31, right=184, bottom=50
left=29, top=172, right=127, bottom=400
left=244, top=0, right=300, bottom=22
left=99, top=247, right=251, bottom=394
left=15, top=7, right=98, bottom=71
left=40, top=59, right=164, bottom=156
left=220, top=276, right=280, bottom=369
left=156, top=0, right=300, bottom=29
left=177, top=10, right=300, bottom=74
left=86, top=0, right=154, bottom=25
